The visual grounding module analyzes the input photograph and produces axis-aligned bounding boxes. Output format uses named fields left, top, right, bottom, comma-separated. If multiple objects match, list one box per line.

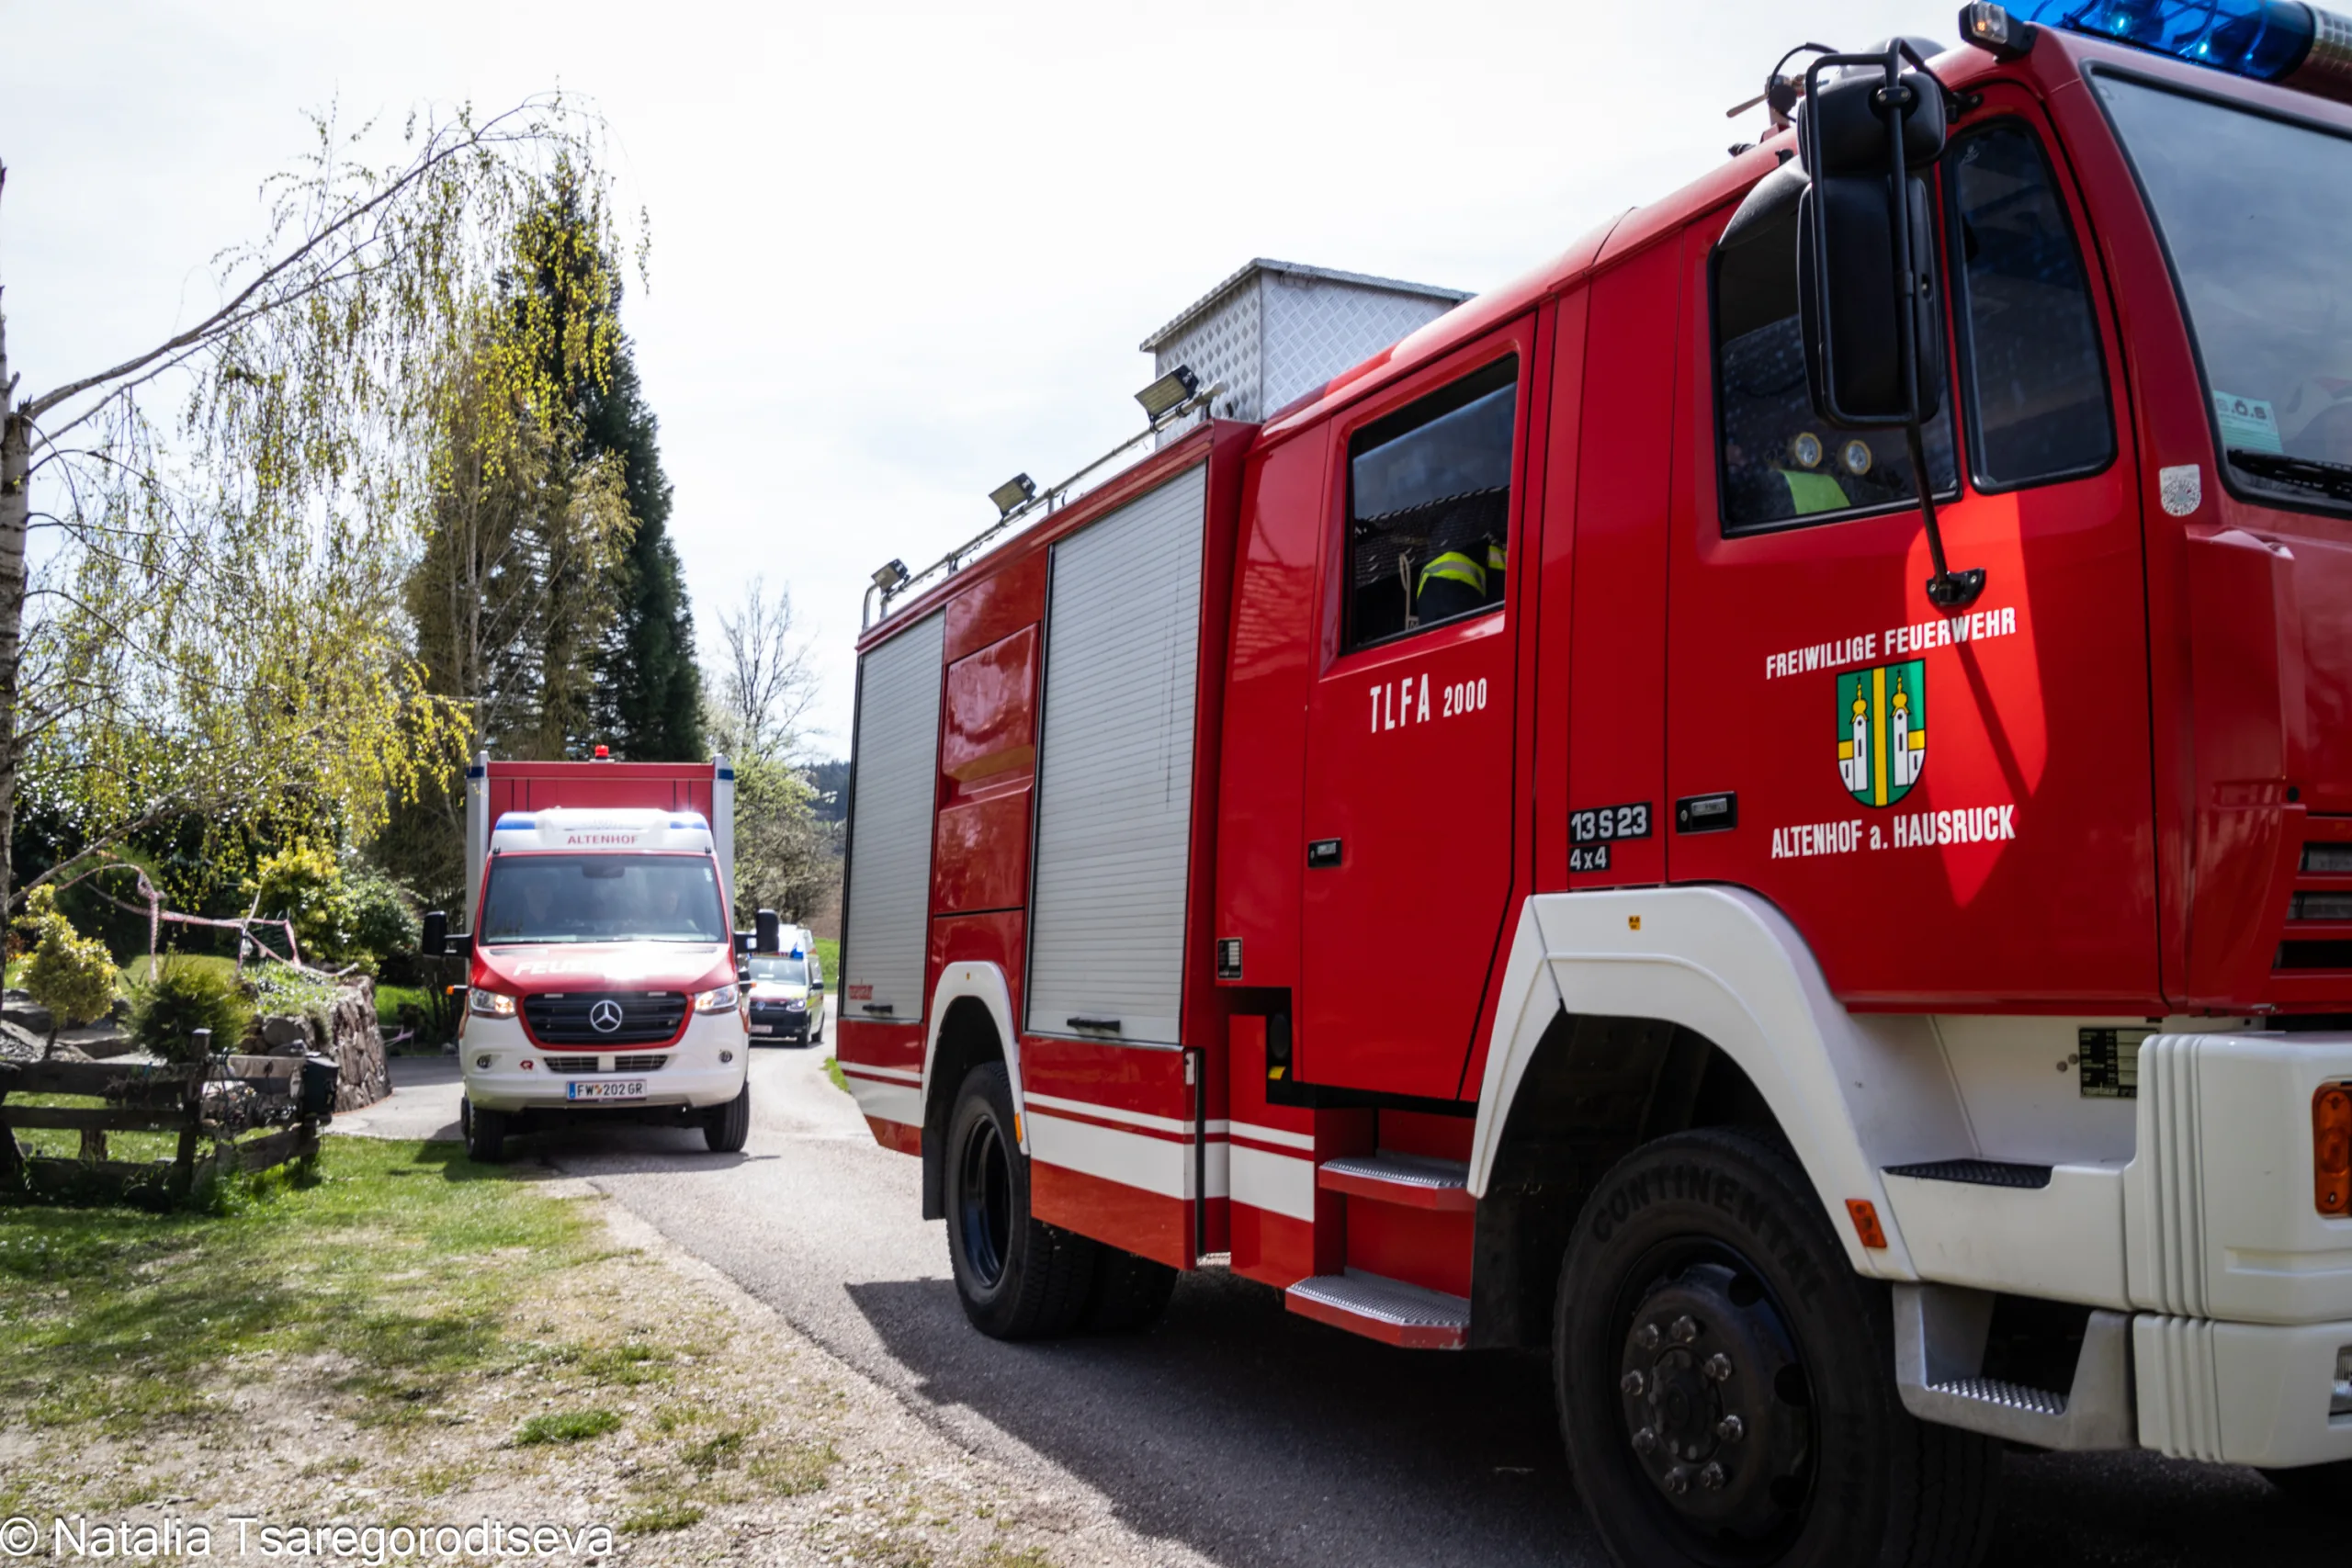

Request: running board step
left=1317, top=1152, right=1476, bottom=1212
left=1894, top=1282, right=2134, bottom=1450
left=1287, top=1270, right=1469, bottom=1349
left=1884, top=1158, right=2052, bottom=1190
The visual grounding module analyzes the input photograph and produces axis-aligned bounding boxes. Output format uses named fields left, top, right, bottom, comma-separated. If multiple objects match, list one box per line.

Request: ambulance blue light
left=2010, top=0, right=2316, bottom=81
left=494, top=813, right=537, bottom=829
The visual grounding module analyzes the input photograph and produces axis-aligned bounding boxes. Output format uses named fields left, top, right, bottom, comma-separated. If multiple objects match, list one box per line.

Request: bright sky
left=2, top=0, right=1948, bottom=757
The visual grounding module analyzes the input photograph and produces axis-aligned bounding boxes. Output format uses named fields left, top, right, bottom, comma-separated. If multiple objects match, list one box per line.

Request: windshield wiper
left=2228, top=447, right=2352, bottom=504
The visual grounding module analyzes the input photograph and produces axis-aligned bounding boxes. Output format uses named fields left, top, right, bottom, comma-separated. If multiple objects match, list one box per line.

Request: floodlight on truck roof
left=863, top=376, right=1226, bottom=627
left=1135, top=364, right=1200, bottom=427
left=988, top=474, right=1037, bottom=517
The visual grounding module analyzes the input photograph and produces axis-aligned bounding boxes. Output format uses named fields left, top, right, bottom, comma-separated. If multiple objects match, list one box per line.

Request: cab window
left=1345, top=356, right=1517, bottom=648
left=1713, top=200, right=1957, bottom=535
left=1948, top=123, right=2116, bottom=489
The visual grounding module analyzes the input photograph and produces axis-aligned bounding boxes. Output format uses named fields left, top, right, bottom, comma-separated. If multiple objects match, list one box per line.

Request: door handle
left=1307, top=838, right=1342, bottom=869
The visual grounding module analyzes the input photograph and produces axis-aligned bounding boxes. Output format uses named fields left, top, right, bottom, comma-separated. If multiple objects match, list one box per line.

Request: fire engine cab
left=839, top=6, right=2352, bottom=1562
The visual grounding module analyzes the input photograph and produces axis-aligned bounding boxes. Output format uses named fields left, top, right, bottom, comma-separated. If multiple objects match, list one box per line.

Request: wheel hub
left=1617, top=1261, right=1811, bottom=1539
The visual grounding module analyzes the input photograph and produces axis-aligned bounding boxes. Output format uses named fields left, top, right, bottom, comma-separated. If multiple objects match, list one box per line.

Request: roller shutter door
left=842, top=612, right=944, bottom=1023
left=1026, top=463, right=1208, bottom=1045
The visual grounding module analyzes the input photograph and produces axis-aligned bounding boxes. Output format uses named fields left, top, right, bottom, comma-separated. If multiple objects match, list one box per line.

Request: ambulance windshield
left=2098, top=73, right=2352, bottom=509
left=478, top=853, right=728, bottom=945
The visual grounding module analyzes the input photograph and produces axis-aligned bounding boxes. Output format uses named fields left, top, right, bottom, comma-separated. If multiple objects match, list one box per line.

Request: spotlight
left=870, top=558, right=910, bottom=593
left=1135, top=364, right=1201, bottom=425
left=989, top=474, right=1037, bottom=516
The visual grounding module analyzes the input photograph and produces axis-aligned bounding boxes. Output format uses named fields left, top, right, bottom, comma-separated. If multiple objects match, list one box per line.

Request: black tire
left=944, top=1063, right=1097, bottom=1339
left=459, top=1095, right=472, bottom=1140
left=464, top=1101, right=507, bottom=1164
left=1556, top=1127, right=2001, bottom=1568
left=2265, top=1459, right=2352, bottom=1506
left=704, top=1082, right=751, bottom=1153
left=1083, top=1247, right=1179, bottom=1333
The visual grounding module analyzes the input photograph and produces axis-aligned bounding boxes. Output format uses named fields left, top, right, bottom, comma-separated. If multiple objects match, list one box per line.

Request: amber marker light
left=1846, top=1199, right=1889, bottom=1250
left=2315, top=1084, right=2352, bottom=1216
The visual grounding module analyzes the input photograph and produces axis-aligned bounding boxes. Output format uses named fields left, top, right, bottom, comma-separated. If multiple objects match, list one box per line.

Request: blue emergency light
left=1974, top=0, right=2352, bottom=91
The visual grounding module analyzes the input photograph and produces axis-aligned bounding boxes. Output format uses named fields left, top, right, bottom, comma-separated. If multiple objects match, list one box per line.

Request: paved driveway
left=336, top=1006, right=2338, bottom=1567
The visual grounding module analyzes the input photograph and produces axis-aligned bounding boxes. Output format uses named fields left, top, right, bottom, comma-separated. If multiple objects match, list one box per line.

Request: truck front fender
left=922, top=961, right=1028, bottom=1156
left=1468, top=886, right=1973, bottom=1279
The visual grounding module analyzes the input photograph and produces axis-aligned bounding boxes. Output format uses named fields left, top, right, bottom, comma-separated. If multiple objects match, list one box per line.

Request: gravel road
left=341, top=1017, right=2340, bottom=1567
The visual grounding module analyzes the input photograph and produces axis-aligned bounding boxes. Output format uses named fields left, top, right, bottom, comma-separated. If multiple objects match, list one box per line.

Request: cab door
left=1297, top=319, right=1537, bottom=1098
left=1666, top=98, right=2155, bottom=1006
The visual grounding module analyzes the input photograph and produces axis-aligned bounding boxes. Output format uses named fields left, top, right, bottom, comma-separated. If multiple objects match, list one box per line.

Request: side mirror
left=755, top=909, right=782, bottom=955
left=734, top=930, right=752, bottom=957
left=423, top=911, right=447, bottom=957
left=1795, top=54, right=1946, bottom=426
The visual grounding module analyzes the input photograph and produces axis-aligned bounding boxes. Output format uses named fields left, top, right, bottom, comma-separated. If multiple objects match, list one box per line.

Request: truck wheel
left=465, top=1102, right=507, bottom=1165
left=1556, top=1127, right=2001, bottom=1568
left=704, top=1083, right=752, bottom=1153
left=944, top=1063, right=1096, bottom=1339
left=1083, top=1247, right=1179, bottom=1332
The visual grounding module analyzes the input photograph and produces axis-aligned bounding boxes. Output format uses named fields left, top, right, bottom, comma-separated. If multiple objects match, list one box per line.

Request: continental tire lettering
left=1588, top=1164, right=1828, bottom=1300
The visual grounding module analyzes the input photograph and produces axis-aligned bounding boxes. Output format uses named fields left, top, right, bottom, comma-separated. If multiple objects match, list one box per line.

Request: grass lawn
left=0, top=1137, right=1083, bottom=1566
left=0, top=1139, right=595, bottom=1444
left=815, top=936, right=839, bottom=979
left=119, top=953, right=241, bottom=988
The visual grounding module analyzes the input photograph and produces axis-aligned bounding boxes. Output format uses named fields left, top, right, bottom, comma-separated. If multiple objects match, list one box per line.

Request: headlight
left=469, top=988, right=517, bottom=1018
left=694, top=985, right=740, bottom=1014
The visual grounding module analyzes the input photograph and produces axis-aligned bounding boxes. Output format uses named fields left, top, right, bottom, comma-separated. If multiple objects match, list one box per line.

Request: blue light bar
left=2008, top=0, right=2325, bottom=83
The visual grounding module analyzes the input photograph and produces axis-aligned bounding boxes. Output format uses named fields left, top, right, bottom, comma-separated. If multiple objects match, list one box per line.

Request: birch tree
left=0, top=99, right=630, bottom=910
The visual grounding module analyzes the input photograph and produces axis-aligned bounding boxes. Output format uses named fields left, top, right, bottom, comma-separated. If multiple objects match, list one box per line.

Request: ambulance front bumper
left=459, top=1011, right=748, bottom=1112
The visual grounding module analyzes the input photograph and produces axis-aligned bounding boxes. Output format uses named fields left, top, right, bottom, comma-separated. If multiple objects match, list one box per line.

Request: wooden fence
left=0, top=1056, right=325, bottom=1202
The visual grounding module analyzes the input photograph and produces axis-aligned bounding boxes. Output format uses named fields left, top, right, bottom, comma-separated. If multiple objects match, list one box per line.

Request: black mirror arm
left=1877, top=41, right=1985, bottom=612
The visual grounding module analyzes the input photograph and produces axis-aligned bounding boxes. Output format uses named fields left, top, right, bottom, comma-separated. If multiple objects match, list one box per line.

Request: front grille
left=523, top=992, right=688, bottom=1046
left=544, top=1055, right=601, bottom=1074
left=612, top=1055, right=669, bottom=1073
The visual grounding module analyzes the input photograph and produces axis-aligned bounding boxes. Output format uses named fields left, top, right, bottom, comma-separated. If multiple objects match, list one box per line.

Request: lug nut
left=1703, top=1353, right=1734, bottom=1382
left=1631, top=1426, right=1657, bottom=1455
left=1669, top=1314, right=1700, bottom=1344
left=1622, top=1370, right=1645, bottom=1396
left=1715, top=1415, right=1745, bottom=1443
left=1663, top=1465, right=1690, bottom=1495
left=1634, top=1322, right=1662, bottom=1350
left=1700, top=1462, right=1726, bottom=1491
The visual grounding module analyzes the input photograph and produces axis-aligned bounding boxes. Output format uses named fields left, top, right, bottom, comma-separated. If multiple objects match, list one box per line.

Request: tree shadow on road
left=849, top=1269, right=1602, bottom=1568
left=847, top=1269, right=2340, bottom=1568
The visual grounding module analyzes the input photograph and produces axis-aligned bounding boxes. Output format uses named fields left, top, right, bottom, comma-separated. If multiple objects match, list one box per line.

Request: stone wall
left=250, top=976, right=390, bottom=1111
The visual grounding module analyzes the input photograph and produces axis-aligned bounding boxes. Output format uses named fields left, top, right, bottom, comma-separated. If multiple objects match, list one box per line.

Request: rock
left=62, top=1021, right=139, bottom=1061
left=4, top=999, right=54, bottom=1035
left=258, top=1015, right=310, bottom=1050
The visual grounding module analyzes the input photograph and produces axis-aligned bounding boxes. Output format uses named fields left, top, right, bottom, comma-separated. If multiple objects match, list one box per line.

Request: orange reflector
left=2315, top=1084, right=2352, bottom=1216
left=1846, top=1199, right=1889, bottom=1250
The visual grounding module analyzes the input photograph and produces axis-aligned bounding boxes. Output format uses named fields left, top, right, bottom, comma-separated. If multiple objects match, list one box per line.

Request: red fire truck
left=839, top=6, right=2352, bottom=1562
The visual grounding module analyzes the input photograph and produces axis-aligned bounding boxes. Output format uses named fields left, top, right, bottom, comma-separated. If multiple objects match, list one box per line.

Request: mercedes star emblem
left=588, top=1000, right=625, bottom=1034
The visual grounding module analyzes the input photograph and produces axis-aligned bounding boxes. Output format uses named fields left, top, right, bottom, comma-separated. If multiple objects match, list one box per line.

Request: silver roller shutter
left=1026, top=463, right=1208, bottom=1046
left=842, top=612, right=944, bottom=1024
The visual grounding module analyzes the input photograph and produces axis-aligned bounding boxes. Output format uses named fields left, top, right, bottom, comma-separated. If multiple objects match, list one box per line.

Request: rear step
left=1287, top=1269, right=1469, bottom=1349
left=1317, top=1152, right=1476, bottom=1211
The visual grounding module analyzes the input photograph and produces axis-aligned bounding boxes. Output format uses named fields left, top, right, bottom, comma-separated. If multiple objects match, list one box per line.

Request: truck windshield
left=746, top=955, right=808, bottom=985
left=2098, top=73, right=2352, bottom=511
left=479, top=854, right=727, bottom=945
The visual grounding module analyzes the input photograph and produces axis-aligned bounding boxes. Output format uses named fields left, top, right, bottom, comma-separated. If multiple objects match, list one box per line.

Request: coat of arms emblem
left=1837, top=660, right=1926, bottom=807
